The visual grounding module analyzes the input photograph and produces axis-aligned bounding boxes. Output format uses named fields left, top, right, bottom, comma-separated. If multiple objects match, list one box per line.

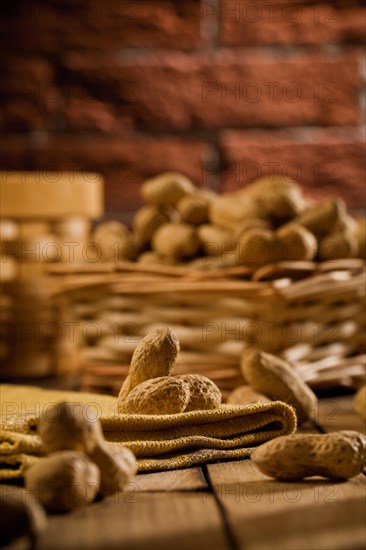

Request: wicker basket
left=45, top=259, right=366, bottom=399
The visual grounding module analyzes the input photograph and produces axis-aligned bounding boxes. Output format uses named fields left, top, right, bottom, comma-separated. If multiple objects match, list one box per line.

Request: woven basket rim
left=42, top=259, right=365, bottom=301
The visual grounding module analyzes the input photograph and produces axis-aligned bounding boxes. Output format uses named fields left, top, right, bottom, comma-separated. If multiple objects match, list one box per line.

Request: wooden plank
left=207, top=459, right=366, bottom=550
left=133, top=468, right=208, bottom=492
left=317, top=395, right=366, bottom=434
left=37, top=492, right=229, bottom=550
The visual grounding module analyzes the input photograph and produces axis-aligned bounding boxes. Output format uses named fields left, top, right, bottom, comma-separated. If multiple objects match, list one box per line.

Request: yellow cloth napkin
left=0, top=384, right=296, bottom=479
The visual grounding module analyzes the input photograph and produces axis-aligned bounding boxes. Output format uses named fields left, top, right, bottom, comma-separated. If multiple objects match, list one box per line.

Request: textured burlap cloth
left=0, top=384, right=296, bottom=479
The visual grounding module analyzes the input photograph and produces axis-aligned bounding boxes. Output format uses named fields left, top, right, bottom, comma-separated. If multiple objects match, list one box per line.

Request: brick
left=218, top=1, right=366, bottom=46
left=61, top=51, right=362, bottom=131
left=0, top=57, right=59, bottom=131
left=0, top=1, right=202, bottom=52
left=0, top=135, right=210, bottom=212
left=218, top=128, right=365, bottom=207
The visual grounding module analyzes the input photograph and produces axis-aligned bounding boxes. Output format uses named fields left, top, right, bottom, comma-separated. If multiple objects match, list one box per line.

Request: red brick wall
left=0, top=0, right=365, bottom=221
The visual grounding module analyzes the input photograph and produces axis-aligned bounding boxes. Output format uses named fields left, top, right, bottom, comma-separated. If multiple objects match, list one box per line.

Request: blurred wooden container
left=1, top=278, right=80, bottom=379
left=0, top=171, right=103, bottom=218
left=0, top=171, right=103, bottom=380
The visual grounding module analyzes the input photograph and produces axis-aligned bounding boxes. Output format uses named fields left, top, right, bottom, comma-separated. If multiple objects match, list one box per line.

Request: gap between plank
left=202, top=464, right=241, bottom=550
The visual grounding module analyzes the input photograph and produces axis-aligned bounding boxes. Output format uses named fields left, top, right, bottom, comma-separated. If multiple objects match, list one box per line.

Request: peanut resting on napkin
left=0, top=385, right=297, bottom=476
left=117, top=328, right=222, bottom=414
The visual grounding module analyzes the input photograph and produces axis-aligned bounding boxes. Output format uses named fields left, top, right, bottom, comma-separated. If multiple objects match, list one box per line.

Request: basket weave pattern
left=58, top=260, right=366, bottom=398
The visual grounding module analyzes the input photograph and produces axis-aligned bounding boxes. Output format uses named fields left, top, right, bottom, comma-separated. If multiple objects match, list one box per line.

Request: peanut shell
left=227, top=385, right=271, bottom=405
left=295, top=199, right=346, bottom=237
left=152, top=223, right=200, bottom=259
left=142, top=173, right=194, bottom=206
left=120, top=376, right=190, bottom=415
left=277, top=224, right=318, bottom=261
left=241, top=349, right=318, bottom=423
left=238, top=228, right=283, bottom=266
left=197, top=224, right=235, bottom=256
left=209, top=194, right=262, bottom=231
left=133, top=205, right=170, bottom=245
left=38, top=401, right=103, bottom=455
left=94, top=221, right=135, bottom=261
left=176, top=374, right=222, bottom=411
left=318, top=231, right=358, bottom=260
left=25, top=451, right=100, bottom=512
left=252, top=431, right=366, bottom=480
left=118, top=328, right=180, bottom=403
left=90, top=442, right=137, bottom=496
left=244, top=177, right=305, bottom=220
left=176, top=195, right=209, bottom=225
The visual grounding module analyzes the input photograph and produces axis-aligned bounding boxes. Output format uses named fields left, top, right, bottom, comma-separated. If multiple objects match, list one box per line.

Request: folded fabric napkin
left=0, top=384, right=296, bottom=479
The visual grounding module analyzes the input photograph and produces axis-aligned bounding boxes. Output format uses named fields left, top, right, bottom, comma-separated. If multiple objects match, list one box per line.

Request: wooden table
left=7, top=395, right=366, bottom=550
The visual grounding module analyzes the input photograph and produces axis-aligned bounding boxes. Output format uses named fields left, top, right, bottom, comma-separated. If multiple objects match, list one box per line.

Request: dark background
left=0, top=0, right=365, bottom=224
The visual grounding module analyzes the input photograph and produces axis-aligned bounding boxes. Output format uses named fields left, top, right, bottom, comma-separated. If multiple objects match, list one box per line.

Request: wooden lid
left=0, top=171, right=103, bottom=218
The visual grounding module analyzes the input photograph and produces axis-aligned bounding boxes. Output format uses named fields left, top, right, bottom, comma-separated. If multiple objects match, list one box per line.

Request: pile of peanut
left=25, top=402, right=137, bottom=512
left=116, top=329, right=366, bottom=482
left=117, top=327, right=222, bottom=414
left=7, top=173, right=362, bottom=267
left=93, top=173, right=365, bottom=266
left=22, top=337, right=366, bottom=497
